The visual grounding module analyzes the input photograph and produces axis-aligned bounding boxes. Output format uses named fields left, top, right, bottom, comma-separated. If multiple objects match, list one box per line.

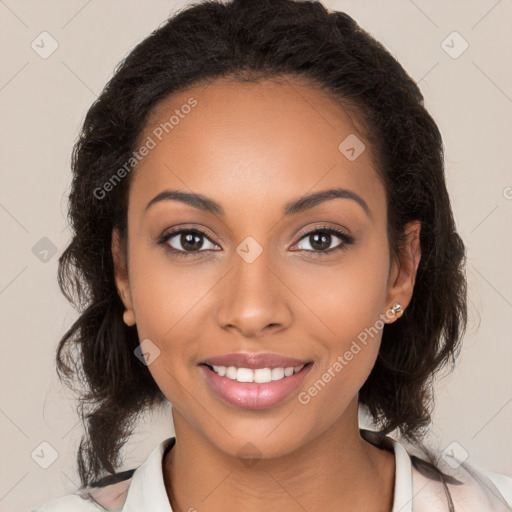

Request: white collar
left=118, top=432, right=414, bottom=512
left=119, top=436, right=173, bottom=511
left=389, top=436, right=414, bottom=512
left=86, top=430, right=509, bottom=511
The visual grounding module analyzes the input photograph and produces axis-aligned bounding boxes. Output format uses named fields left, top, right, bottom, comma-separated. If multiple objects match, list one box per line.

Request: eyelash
left=157, top=226, right=355, bottom=258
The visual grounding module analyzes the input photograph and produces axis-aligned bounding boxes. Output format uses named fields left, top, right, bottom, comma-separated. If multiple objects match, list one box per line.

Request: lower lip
left=199, top=363, right=312, bottom=410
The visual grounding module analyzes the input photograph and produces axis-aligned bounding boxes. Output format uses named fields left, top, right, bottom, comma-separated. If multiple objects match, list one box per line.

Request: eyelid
left=157, top=226, right=220, bottom=252
left=157, top=223, right=354, bottom=256
left=290, top=225, right=354, bottom=252
left=294, top=224, right=351, bottom=242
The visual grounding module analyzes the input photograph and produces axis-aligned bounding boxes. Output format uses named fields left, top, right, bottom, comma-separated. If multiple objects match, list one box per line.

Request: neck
left=163, top=401, right=395, bottom=512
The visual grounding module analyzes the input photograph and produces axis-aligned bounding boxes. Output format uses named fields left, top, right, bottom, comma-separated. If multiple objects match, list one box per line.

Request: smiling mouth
left=200, top=362, right=313, bottom=384
left=199, top=361, right=313, bottom=410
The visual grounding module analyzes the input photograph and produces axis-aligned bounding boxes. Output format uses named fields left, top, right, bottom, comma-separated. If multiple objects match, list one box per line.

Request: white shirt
left=32, top=429, right=512, bottom=511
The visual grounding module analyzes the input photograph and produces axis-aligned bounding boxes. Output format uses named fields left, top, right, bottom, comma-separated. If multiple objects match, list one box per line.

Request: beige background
left=0, top=1, right=511, bottom=510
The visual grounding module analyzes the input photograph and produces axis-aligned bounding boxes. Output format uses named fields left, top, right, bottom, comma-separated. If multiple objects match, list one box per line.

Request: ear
left=112, top=228, right=133, bottom=313
left=385, top=220, right=421, bottom=319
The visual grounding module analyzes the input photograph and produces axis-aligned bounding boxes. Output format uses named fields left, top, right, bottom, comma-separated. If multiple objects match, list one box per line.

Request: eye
left=292, top=226, right=354, bottom=255
left=158, top=228, right=219, bottom=257
left=157, top=225, right=354, bottom=258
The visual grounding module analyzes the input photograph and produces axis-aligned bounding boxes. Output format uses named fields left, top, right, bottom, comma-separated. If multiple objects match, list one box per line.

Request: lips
left=199, top=362, right=312, bottom=409
left=199, top=352, right=310, bottom=370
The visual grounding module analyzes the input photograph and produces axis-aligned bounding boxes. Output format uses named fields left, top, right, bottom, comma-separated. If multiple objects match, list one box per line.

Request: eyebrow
left=145, top=187, right=371, bottom=218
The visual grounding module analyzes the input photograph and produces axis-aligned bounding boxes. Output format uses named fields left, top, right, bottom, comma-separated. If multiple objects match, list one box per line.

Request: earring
left=391, top=302, right=403, bottom=318
left=123, top=309, right=136, bottom=326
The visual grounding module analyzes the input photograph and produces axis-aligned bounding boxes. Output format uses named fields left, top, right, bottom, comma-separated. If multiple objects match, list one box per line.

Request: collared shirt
left=32, top=429, right=512, bottom=511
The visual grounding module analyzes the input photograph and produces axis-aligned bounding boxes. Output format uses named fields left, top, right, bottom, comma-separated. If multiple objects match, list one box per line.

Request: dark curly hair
left=57, top=0, right=467, bottom=505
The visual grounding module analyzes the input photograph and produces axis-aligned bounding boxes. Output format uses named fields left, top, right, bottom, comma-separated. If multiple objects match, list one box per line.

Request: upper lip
left=199, top=353, right=311, bottom=369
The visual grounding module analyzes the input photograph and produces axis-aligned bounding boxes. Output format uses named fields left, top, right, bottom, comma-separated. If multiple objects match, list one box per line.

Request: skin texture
left=113, top=77, right=421, bottom=512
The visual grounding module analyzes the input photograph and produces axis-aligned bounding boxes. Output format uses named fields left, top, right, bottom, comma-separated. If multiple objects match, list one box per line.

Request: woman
left=33, top=0, right=511, bottom=510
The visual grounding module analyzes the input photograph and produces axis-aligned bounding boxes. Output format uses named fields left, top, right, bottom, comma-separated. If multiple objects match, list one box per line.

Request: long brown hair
left=57, top=2, right=467, bottom=508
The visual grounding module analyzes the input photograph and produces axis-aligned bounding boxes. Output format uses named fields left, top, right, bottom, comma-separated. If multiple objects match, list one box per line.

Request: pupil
left=182, top=232, right=202, bottom=251
left=311, top=232, right=331, bottom=251
left=178, top=232, right=333, bottom=252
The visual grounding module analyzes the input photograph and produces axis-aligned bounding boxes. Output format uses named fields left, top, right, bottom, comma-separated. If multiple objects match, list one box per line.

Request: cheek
left=299, top=236, right=390, bottom=337
left=125, top=230, right=210, bottom=363
left=127, top=224, right=390, bottom=407
left=293, top=235, right=391, bottom=386
left=127, top=247, right=210, bottom=404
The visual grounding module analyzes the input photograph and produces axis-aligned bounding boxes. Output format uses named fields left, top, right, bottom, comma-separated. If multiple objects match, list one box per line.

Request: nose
left=215, top=249, right=293, bottom=339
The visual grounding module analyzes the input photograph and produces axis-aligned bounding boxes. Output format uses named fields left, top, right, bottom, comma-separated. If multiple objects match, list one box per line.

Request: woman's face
left=114, top=77, right=420, bottom=458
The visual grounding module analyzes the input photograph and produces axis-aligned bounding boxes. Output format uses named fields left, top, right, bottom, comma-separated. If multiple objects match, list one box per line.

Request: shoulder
left=31, top=437, right=175, bottom=512
left=409, top=448, right=512, bottom=511
left=361, top=429, right=511, bottom=511
left=31, top=470, right=135, bottom=512
left=475, top=466, right=512, bottom=508
left=30, top=493, right=107, bottom=512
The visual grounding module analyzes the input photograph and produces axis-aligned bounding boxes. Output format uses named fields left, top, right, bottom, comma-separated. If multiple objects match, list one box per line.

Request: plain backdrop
left=0, top=1, right=511, bottom=510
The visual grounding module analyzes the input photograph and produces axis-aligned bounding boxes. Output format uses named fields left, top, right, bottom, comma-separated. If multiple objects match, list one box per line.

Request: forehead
left=129, top=77, right=385, bottom=219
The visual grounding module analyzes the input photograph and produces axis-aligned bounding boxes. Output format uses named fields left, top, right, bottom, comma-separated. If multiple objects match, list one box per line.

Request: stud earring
left=123, top=309, right=136, bottom=326
left=391, top=302, right=403, bottom=318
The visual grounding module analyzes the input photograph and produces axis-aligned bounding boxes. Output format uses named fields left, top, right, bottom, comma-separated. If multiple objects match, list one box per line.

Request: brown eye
left=159, top=229, right=219, bottom=256
left=293, top=226, right=354, bottom=255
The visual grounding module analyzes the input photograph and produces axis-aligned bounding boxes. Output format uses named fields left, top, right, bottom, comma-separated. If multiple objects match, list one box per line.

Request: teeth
left=271, top=367, right=284, bottom=380
left=225, top=366, right=237, bottom=380
left=210, top=364, right=305, bottom=383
